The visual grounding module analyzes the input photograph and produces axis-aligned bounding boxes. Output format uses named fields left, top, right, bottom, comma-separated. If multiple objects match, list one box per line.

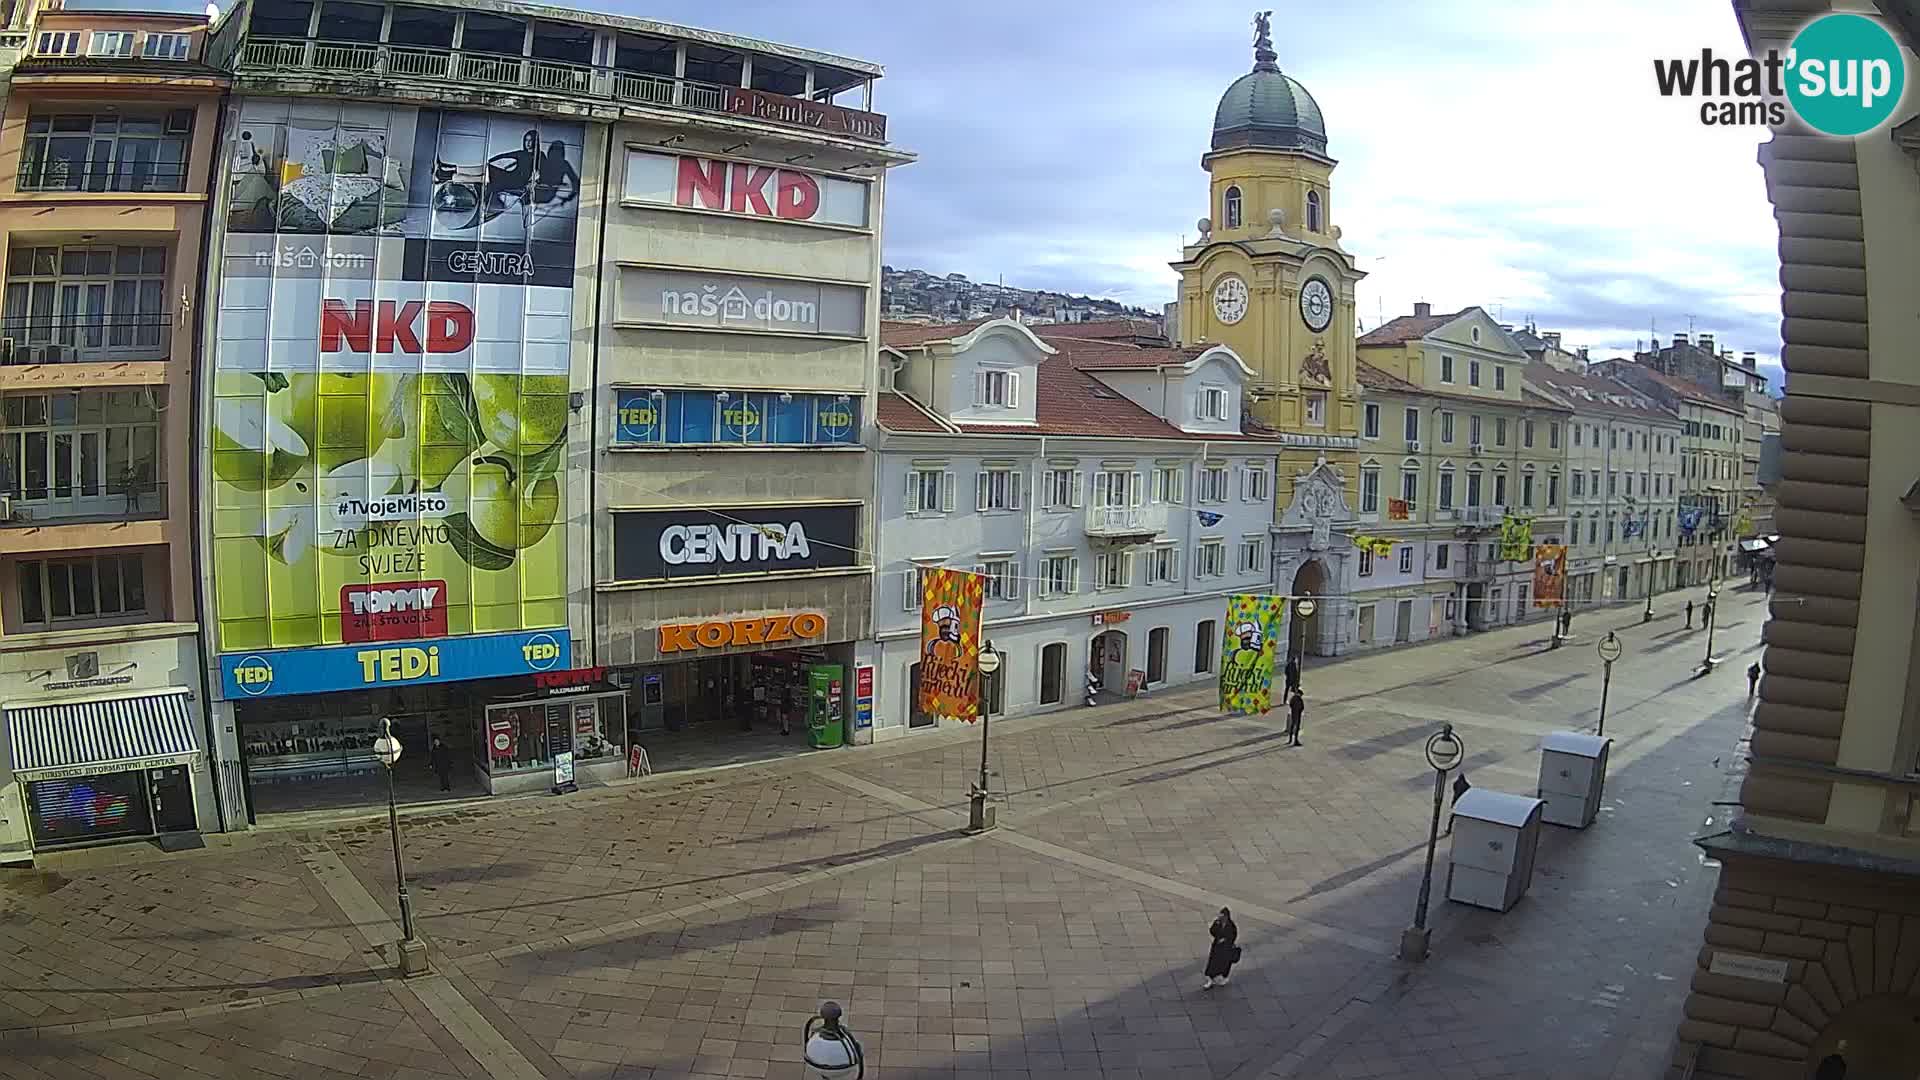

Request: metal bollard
left=803, top=1001, right=864, bottom=1079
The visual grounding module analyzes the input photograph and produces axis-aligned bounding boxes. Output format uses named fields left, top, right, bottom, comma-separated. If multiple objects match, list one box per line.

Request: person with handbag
left=1202, top=907, right=1240, bottom=989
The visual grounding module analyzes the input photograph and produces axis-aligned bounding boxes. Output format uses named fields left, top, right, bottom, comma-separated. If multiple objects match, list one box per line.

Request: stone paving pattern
left=0, top=591, right=1768, bottom=1078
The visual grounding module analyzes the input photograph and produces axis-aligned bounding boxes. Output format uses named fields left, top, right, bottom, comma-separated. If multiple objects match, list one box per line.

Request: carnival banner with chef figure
left=1219, top=594, right=1288, bottom=716
left=918, top=567, right=984, bottom=722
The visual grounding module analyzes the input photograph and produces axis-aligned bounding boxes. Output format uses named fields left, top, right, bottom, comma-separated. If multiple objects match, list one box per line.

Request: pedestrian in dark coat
left=429, top=737, right=453, bottom=791
left=1283, top=654, right=1301, bottom=695
left=1685, top=600, right=1694, bottom=629
left=1747, top=662, right=1762, bottom=697
left=1202, top=907, right=1239, bottom=988
left=1286, top=689, right=1304, bottom=747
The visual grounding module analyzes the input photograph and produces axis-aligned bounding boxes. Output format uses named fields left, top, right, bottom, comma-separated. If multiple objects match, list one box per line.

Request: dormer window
left=975, top=368, right=1019, bottom=408
left=1306, top=191, right=1322, bottom=232
left=1198, top=387, right=1228, bottom=421
left=1223, top=186, right=1243, bottom=229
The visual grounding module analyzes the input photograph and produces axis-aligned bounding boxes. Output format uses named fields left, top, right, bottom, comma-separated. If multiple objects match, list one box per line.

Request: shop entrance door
left=149, top=765, right=196, bottom=832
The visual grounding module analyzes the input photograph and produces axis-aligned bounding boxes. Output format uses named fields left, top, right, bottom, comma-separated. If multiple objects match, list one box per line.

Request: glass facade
left=613, top=388, right=858, bottom=447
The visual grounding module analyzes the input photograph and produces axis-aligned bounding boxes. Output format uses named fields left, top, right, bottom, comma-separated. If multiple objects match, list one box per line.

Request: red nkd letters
left=674, top=156, right=821, bottom=221
left=321, top=299, right=475, bottom=354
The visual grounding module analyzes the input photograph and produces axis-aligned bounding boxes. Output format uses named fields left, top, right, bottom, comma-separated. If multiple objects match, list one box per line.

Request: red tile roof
left=1590, top=359, right=1740, bottom=412
left=879, top=318, right=993, bottom=347
left=1048, top=338, right=1209, bottom=371
left=1521, top=362, right=1678, bottom=423
left=1355, top=309, right=1467, bottom=346
left=875, top=391, right=952, bottom=434
left=1029, top=318, right=1168, bottom=344
left=1355, top=360, right=1419, bottom=393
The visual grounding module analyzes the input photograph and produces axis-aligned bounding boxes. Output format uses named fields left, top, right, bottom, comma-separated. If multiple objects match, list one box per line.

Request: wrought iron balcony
left=0, top=314, right=173, bottom=365
left=1085, top=504, right=1167, bottom=542
left=238, top=38, right=889, bottom=143
left=15, top=160, right=189, bottom=194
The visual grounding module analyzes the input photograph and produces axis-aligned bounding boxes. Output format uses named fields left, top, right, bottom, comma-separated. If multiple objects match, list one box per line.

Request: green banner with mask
left=1220, top=594, right=1287, bottom=715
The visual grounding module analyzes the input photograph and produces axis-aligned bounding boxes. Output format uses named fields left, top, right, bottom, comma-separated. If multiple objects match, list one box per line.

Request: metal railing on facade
left=0, top=313, right=174, bottom=365
left=15, top=160, right=189, bottom=194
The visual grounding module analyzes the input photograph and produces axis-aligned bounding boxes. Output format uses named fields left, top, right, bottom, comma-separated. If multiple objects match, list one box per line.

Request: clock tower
left=1171, top=12, right=1364, bottom=649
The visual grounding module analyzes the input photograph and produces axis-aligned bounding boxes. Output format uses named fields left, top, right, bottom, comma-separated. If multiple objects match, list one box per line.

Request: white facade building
left=866, top=319, right=1280, bottom=737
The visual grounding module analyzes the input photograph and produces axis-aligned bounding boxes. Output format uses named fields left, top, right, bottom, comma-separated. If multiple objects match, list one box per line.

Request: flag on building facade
left=1351, top=534, right=1395, bottom=557
left=1197, top=510, right=1223, bottom=526
left=1498, top=514, right=1534, bottom=562
left=1532, top=545, right=1568, bottom=607
left=1680, top=508, right=1704, bottom=535
left=1387, top=497, right=1411, bottom=521
left=918, top=568, right=983, bottom=722
left=1219, top=594, right=1287, bottom=715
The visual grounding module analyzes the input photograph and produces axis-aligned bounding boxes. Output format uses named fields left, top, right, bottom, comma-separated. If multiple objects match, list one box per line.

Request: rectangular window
left=1359, top=549, right=1375, bottom=576
left=1495, top=366, right=1507, bottom=391
left=1197, top=540, right=1226, bottom=577
left=3, top=245, right=172, bottom=361
left=1523, top=419, right=1535, bottom=448
left=1522, top=473, right=1535, bottom=507
left=1469, top=359, right=1481, bottom=387
left=1363, top=403, right=1380, bottom=439
left=1606, top=520, right=1615, bottom=543
left=15, top=554, right=146, bottom=627
left=1361, top=468, right=1380, bottom=513
left=1040, top=553, right=1078, bottom=597
left=1400, top=469, right=1419, bottom=507
left=1610, top=428, right=1618, bottom=449
left=905, top=468, right=951, bottom=514
left=1095, top=550, right=1133, bottom=589
left=1146, top=544, right=1181, bottom=584
left=1441, top=355, right=1455, bottom=383
left=1608, top=472, right=1617, bottom=496
left=1404, top=407, right=1420, bottom=442
left=1, top=390, right=161, bottom=509
left=1435, top=544, right=1451, bottom=570
left=902, top=561, right=943, bottom=610
left=36, top=31, right=81, bottom=56
left=1641, top=472, right=1649, bottom=496
left=1242, top=465, right=1270, bottom=502
left=1199, top=466, right=1230, bottom=503
left=1550, top=423, right=1560, bottom=449
left=1572, top=472, right=1585, bottom=498
left=1199, top=387, right=1228, bottom=420
left=1469, top=414, right=1483, bottom=446
left=89, top=30, right=137, bottom=56
left=1152, top=466, right=1185, bottom=506
left=1438, top=471, right=1455, bottom=509
left=979, top=557, right=1019, bottom=601
left=976, top=369, right=1018, bottom=407
left=141, top=32, right=192, bottom=60
left=1195, top=620, right=1216, bottom=674
left=975, top=468, right=1022, bottom=511
left=1467, top=470, right=1483, bottom=507
left=1589, top=520, right=1598, bottom=544
left=1493, top=473, right=1508, bottom=505
left=1573, top=424, right=1582, bottom=447
left=1495, top=417, right=1508, bottom=447
left=1237, top=536, right=1265, bottom=574
left=1398, top=547, right=1414, bottom=574
left=1441, top=412, right=1455, bottom=443
left=1305, top=392, right=1326, bottom=426
left=1590, top=469, right=1600, bottom=494
left=18, top=113, right=192, bottom=194
left=1041, top=468, right=1079, bottom=510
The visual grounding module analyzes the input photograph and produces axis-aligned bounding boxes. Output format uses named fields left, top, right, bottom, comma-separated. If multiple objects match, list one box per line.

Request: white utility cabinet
left=1537, top=731, right=1612, bottom=829
left=1446, top=789, right=1545, bottom=912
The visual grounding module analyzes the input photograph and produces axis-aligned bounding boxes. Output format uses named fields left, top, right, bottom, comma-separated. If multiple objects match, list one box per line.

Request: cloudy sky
left=608, top=0, right=1784, bottom=384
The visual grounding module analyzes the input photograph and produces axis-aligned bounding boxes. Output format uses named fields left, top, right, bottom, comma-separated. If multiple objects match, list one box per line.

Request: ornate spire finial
left=1252, top=10, right=1278, bottom=71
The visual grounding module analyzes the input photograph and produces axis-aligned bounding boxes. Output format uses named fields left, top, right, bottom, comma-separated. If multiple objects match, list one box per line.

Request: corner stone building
left=1670, top=3, right=1920, bottom=1076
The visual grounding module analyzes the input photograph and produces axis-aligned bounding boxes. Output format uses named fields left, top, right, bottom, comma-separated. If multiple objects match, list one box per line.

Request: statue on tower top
left=1253, top=10, right=1278, bottom=71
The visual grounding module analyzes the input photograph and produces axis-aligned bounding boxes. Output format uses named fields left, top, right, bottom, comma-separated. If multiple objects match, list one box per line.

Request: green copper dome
left=1212, top=19, right=1327, bottom=155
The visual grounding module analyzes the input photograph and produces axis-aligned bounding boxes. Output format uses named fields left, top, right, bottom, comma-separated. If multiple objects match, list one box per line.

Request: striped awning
left=5, top=689, right=201, bottom=781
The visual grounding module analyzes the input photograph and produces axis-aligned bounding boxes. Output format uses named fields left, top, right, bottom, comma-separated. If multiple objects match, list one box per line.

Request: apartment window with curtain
left=3, top=245, right=170, bottom=363
left=18, top=110, right=192, bottom=193
left=1, top=390, right=160, bottom=514
left=15, top=553, right=148, bottom=629
left=1360, top=467, right=1379, bottom=513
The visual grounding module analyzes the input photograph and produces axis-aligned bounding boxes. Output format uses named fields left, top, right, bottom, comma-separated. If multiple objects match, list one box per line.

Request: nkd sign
left=620, top=268, right=865, bottom=338
left=623, top=150, right=870, bottom=229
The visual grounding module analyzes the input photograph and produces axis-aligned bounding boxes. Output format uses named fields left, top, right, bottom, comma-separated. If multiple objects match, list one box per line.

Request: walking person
left=1286, top=688, right=1304, bottom=747
left=1201, top=907, right=1240, bottom=989
left=1747, top=662, right=1762, bottom=698
left=1283, top=653, right=1301, bottom=696
left=430, top=736, right=453, bottom=792
left=1685, top=600, right=1694, bottom=629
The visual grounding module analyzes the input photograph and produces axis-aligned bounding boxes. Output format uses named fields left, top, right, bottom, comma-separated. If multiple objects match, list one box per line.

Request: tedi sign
left=1653, top=13, right=1905, bottom=134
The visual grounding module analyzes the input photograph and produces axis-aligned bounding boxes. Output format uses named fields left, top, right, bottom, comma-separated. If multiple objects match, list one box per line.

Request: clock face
left=1212, top=276, right=1249, bottom=325
left=1300, top=277, right=1334, bottom=332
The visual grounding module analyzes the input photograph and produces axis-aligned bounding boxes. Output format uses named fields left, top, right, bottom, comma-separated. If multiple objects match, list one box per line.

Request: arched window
left=1306, top=190, right=1322, bottom=232
left=1223, top=186, right=1243, bottom=229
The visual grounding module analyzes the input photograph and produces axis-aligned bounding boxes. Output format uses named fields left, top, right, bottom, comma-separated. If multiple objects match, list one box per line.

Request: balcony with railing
left=1, top=478, right=167, bottom=528
left=236, top=36, right=888, bottom=143
left=16, top=159, right=189, bottom=195
left=1085, top=504, right=1168, bottom=542
left=1, top=314, right=173, bottom=366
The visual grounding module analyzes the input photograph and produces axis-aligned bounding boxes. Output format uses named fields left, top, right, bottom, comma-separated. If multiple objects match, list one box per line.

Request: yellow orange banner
left=918, top=568, right=984, bottom=721
left=1532, top=545, right=1568, bottom=607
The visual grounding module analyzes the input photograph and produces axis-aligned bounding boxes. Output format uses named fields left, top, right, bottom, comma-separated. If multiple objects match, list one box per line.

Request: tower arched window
left=1223, top=186, right=1242, bottom=229
left=1306, top=191, right=1323, bottom=232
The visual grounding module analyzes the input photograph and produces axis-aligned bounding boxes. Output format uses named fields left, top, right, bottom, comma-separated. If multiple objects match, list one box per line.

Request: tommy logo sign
left=321, top=299, right=475, bottom=354
left=340, top=580, right=450, bottom=643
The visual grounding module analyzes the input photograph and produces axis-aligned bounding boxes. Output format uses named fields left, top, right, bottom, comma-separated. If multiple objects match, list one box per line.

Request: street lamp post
left=1701, top=583, right=1721, bottom=673
left=968, top=644, right=1000, bottom=833
left=372, top=718, right=429, bottom=976
left=1596, top=631, right=1623, bottom=737
left=1293, top=598, right=1317, bottom=684
left=1400, top=723, right=1465, bottom=963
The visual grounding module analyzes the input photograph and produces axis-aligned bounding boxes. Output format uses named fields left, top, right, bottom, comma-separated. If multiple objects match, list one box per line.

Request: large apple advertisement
left=209, top=99, right=579, bottom=671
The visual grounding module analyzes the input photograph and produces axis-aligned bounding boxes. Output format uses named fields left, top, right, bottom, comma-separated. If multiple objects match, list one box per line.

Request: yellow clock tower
left=1171, top=12, right=1365, bottom=507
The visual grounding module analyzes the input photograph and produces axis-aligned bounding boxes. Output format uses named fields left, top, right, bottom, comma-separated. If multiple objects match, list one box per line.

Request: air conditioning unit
left=1469, top=442, right=1485, bottom=456
left=1406, top=439, right=1422, bottom=452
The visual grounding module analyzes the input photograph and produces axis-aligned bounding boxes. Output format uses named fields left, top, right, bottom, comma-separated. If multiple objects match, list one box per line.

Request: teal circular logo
left=1787, top=14, right=1906, bottom=136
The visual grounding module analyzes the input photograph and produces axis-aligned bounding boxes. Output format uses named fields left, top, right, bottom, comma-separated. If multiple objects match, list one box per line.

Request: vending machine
left=806, top=664, right=845, bottom=748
